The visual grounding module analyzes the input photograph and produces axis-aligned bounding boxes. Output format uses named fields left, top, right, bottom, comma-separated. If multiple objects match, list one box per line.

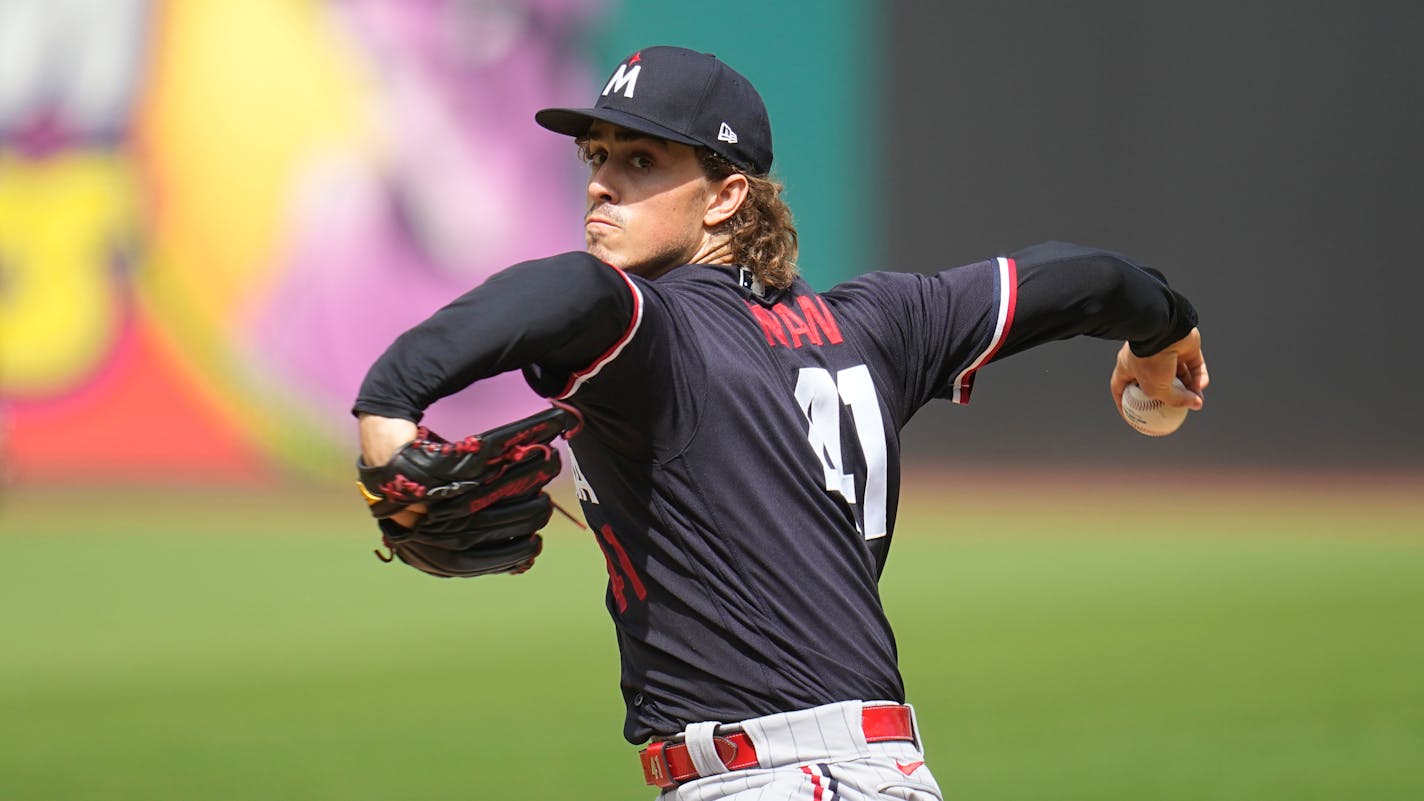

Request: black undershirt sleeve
left=994, top=241, right=1199, bottom=362
left=352, top=251, right=634, bottom=422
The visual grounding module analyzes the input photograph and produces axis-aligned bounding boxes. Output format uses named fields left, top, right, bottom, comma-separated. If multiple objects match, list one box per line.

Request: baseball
left=1120, top=378, right=1190, bottom=436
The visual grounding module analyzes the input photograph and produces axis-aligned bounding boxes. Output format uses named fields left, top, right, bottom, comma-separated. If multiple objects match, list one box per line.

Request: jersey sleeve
left=995, top=241, right=1198, bottom=360
left=823, top=258, right=1015, bottom=416
left=352, top=251, right=637, bottom=422
left=826, top=242, right=1199, bottom=414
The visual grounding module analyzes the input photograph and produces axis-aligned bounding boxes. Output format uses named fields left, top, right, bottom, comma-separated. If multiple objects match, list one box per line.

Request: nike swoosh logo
left=895, top=760, right=925, bottom=776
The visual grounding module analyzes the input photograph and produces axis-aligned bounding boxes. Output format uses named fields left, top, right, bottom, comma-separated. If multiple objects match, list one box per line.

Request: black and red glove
left=356, top=404, right=581, bottom=578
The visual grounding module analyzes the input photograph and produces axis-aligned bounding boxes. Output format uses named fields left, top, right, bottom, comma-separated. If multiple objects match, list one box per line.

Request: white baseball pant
left=655, top=700, right=943, bottom=801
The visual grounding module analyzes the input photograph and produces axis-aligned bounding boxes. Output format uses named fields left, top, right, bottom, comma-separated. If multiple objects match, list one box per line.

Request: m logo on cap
left=602, top=63, right=641, bottom=99
left=534, top=46, right=773, bottom=176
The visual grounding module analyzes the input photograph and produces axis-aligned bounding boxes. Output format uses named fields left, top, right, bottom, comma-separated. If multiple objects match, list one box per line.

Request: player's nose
left=587, top=165, right=618, bottom=206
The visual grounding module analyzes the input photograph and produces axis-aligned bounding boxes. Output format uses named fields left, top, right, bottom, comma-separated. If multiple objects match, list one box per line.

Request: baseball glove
left=357, top=404, right=582, bottom=578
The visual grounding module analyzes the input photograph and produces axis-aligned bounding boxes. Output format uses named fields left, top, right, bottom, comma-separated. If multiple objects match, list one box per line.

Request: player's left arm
left=353, top=252, right=635, bottom=529
left=996, top=241, right=1207, bottom=409
left=354, top=251, right=635, bottom=424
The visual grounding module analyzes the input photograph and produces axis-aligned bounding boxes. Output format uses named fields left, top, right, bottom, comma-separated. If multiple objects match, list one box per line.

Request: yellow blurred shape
left=138, top=0, right=367, bottom=324
left=0, top=152, right=138, bottom=396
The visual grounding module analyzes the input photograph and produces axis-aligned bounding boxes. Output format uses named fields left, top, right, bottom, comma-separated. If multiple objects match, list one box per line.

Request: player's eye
left=586, top=150, right=609, bottom=168
left=629, top=154, right=654, bottom=170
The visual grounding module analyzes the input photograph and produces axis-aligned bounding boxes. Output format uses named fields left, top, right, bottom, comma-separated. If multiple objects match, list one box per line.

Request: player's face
left=581, top=122, right=718, bottom=278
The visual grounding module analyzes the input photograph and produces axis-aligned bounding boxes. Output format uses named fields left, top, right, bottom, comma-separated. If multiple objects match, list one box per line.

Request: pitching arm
left=994, top=241, right=1198, bottom=359
left=994, top=241, right=1206, bottom=408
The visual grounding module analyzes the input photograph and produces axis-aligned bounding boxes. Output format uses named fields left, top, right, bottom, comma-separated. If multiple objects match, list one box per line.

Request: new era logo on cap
left=534, top=46, right=774, bottom=175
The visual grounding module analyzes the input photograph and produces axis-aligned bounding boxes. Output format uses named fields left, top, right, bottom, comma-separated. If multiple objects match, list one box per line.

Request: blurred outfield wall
left=0, top=0, right=874, bottom=485
left=887, top=0, right=1422, bottom=470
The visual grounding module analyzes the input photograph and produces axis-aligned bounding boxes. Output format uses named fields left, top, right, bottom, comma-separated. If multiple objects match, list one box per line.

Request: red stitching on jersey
left=600, top=525, right=647, bottom=601
left=604, top=550, right=628, bottom=612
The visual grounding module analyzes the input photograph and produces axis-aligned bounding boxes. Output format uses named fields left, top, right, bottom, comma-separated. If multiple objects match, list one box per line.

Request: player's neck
left=688, top=235, right=735, bottom=267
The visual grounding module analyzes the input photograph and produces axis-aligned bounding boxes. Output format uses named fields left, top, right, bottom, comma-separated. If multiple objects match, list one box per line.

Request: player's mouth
left=585, top=205, right=622, bottom=231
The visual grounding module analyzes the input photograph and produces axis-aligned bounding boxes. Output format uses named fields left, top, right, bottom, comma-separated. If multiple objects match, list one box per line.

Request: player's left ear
left=704, top=173, right=749, bottom=227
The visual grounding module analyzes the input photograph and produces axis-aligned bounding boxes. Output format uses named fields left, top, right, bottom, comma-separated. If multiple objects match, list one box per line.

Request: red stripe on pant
left=800, top=765, right=825, bottom=800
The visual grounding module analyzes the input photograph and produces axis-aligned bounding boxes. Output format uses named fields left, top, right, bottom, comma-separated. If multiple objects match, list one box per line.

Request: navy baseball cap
left=536, top=46, right=773, bottom=175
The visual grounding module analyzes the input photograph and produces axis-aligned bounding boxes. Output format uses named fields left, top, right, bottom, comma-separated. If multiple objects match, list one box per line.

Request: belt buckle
left=640, top=740, right=678, bottom=790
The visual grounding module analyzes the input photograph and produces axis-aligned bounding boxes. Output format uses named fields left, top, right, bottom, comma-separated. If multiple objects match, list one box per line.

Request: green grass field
left=2, top=472, right=1421, bottom=800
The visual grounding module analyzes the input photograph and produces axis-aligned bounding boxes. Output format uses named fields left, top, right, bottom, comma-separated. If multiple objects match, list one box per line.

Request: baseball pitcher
left=353, top=46, right=1208, bottom=800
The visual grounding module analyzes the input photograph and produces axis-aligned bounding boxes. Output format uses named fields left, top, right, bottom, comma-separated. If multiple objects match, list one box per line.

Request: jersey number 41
left=794, top=365, right=888, bottom=540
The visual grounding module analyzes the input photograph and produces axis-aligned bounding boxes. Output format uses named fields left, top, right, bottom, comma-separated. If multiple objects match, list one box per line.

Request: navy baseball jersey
left=354, top=243, right=1197, bottom=743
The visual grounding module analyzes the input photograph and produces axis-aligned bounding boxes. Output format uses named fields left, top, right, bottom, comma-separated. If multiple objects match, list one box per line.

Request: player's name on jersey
left=744, top=294, right=843, bottom=349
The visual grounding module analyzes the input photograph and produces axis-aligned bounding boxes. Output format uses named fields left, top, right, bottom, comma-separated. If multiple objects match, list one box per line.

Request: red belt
left=639, top=704, right=915, bottom=789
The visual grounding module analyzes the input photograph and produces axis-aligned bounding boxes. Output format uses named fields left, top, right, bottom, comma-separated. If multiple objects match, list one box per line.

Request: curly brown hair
left=699, top=151, right=799, bottom=289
